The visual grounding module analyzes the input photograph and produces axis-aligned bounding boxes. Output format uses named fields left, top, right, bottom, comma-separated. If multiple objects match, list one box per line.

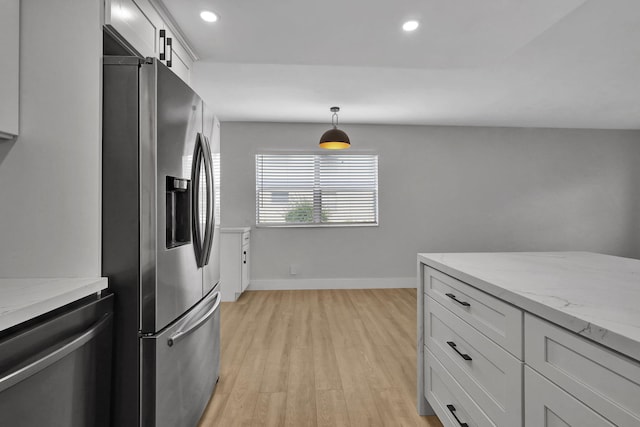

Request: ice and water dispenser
left=166, top=176, right=191, bottom=248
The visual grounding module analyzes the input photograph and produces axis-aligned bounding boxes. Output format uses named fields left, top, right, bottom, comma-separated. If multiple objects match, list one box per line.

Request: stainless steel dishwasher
left=0, top=293, right=113, bottom=427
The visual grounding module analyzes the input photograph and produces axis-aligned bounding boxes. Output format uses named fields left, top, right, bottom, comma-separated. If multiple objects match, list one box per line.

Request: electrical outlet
left=289, top=264, right=298, bottom=276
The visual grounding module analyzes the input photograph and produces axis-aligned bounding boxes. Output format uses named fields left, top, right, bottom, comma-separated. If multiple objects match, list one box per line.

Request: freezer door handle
left=167, top=291, right=221, bottom=347
left=0, top=313, right=112, bottom=393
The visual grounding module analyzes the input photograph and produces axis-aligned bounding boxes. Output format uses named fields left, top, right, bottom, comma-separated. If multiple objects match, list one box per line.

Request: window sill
left=255, top=223, right=379, bottom=229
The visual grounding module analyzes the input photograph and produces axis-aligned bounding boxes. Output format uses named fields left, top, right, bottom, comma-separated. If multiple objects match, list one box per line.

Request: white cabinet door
left=241, top=240, right=250, bottom=292
left=221, top=229, right=251, bottom=301
left=105, top=0, right=163, bottom=58
left=524, top=367, right=616, bottom=427
left=525, top=314, right=640, bottom=426
left=105, top=0, right=193, bottom=84
left=161, top=26, right=192, bottom=85
left=0, top=0, right=19, bottom=138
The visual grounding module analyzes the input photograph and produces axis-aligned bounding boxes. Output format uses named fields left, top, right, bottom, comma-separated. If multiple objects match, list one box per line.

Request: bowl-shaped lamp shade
left=319, top=128, right=350, bottom=150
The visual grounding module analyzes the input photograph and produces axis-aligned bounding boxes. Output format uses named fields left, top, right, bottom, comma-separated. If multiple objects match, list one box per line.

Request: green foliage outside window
left=284, top=201, right=328, bottom=223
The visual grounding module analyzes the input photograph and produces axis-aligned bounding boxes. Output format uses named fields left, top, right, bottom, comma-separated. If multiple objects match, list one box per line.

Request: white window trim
left=255, top=152, right=379, bottom=228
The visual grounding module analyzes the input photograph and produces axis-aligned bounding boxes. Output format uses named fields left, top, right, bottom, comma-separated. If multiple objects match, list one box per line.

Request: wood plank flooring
left=198, top=288, right=443, bottom=427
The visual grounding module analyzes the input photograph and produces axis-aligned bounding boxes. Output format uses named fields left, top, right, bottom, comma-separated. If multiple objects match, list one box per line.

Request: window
left=256, top=153, right=379, bottom=226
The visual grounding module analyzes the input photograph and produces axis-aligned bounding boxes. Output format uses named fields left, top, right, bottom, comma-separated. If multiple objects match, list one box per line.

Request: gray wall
left=221, top=122, right=640, bottom=283
left=0, top=0, right=102, bottom=277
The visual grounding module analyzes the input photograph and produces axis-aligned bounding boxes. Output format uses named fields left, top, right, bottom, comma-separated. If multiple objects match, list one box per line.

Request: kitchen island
left=417, top=252, right=640, bottom=427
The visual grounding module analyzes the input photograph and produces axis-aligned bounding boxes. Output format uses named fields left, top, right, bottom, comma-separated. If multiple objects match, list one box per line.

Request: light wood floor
left=198, top=288, right=443, bottom=427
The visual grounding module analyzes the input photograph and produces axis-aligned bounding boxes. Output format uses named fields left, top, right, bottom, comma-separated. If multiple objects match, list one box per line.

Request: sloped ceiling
left=162, top=0, right=640, bottom=129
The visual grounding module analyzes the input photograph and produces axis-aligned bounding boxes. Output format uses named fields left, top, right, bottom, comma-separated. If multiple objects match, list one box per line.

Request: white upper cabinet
left=0, top=0, right=20, bottom=139
left=161, top=26, right=192, bottom=85
left=105, top=0, right=163, bottom=58
left=104, top=0, right=194, bottom=84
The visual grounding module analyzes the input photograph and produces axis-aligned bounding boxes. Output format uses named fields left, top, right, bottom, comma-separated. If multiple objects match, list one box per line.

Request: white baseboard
left=247, top=277, right=416, bottom=291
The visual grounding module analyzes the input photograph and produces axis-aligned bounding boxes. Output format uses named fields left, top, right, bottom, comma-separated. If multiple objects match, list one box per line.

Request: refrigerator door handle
left=201, top=135, right=215, bottom=266
left=0, top=313, right=112, bottom=393
left=167, top=291, right=221, bottom=347
left=191, top=133, right=205, bottom=267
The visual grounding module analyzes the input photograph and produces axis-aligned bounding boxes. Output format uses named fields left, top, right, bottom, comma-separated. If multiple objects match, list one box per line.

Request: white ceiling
left=162, top=0, right=640, bottom=129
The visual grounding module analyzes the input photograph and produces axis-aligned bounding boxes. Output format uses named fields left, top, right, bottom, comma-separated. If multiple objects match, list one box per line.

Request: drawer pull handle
left=445, top=293, right=470, bottom=307
left=446, top=404, right=469, bottom=427
left=447, top=341, right=472, bottom=361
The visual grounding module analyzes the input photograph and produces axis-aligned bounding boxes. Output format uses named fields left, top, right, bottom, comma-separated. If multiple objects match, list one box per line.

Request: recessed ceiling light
left=200, top=10, right=218, bottom=23
left=402, top=20, right=419, bottom=32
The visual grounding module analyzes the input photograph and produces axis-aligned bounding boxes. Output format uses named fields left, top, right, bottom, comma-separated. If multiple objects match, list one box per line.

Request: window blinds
left=256, top=154, right=378, bottom=226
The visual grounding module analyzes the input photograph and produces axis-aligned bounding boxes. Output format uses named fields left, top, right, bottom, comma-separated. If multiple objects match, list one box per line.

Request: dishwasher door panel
left=0, top=294, right=113, bottom=427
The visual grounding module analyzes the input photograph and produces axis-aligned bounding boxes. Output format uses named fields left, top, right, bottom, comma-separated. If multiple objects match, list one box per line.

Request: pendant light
left=319, top=106, right=350, bottom=150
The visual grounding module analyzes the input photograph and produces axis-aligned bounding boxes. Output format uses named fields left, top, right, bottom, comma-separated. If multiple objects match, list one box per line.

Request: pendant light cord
left=332, top=111, right=339, bottom=128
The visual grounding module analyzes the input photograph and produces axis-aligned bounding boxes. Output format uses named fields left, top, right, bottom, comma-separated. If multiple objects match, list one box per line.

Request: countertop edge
left=0, top=277, right=108, bottom=332
left=417, top=253, right=640, bottom=363
left=220, top=227, right=251, bottom=233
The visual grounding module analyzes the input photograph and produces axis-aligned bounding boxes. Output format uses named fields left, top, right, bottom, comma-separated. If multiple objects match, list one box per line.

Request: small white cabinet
left=220, top=228, right=251, bottom=302
left=0, top=0, right=19, bottom=139
left=104, top=0, right=194, bottom=84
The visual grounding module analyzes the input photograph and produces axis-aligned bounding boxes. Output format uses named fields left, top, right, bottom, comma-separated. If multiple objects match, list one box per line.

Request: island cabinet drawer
left=425, top=348, right=496, bottom=427
left=423, top=266, right=523, bottom=358
left=524, top=367, right=616, bottom=427
left=425, top=295, right=522, bottom=427
left=525, top=314, right=640, bottom=426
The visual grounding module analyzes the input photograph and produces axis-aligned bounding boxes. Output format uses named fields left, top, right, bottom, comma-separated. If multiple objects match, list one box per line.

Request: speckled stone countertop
left=0, top=277, right=108, bottom=331
left=418, top=252, right=640, bottom=361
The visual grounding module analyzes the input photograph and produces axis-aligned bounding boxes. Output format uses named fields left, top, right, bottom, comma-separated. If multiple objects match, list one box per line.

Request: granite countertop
left=418, top=252, right=640, bottom=362
left=0, top=277, right=108, bottom=332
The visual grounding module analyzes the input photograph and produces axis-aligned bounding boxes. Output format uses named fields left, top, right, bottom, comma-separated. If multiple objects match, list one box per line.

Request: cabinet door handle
left=445, top=293, right=470, bottom=307
left=243, top=251, right=247, bottom=264
left=446, top=404, right=469, bottom=427
left=447, top=341, right=472, bottom=361
left=166, top=37, right=173, bottom=67
left=159, top=29, right=166, bottom=60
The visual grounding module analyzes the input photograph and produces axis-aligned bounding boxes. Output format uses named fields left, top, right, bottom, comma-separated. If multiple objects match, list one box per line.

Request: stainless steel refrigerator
left=102, top=56, right=221, bottom=427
